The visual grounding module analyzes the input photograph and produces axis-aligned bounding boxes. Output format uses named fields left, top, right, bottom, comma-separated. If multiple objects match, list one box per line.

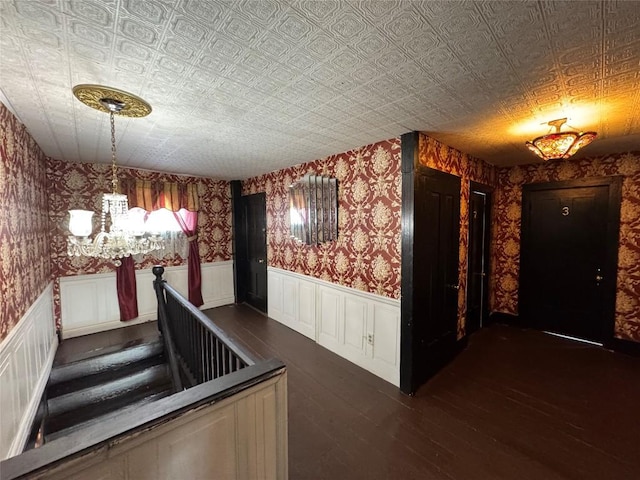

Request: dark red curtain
left=173, top=209, right=203, bottom=307
left=116, top=255, right=138, bottom=321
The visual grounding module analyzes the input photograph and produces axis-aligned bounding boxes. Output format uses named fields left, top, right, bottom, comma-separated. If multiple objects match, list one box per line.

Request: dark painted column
left=230, top=180, right=245, bottom=304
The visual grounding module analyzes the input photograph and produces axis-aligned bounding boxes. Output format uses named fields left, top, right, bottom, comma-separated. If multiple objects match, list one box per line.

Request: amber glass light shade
left=525, top=118, right=597, bottom=161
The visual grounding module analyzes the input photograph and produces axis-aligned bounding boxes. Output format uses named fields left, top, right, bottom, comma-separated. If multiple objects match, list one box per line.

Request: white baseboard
left=60, top=262, right=235, bottom=339
left=0, top=283, right=57, bottom=460
left=62, top=316, right=157, bottom=339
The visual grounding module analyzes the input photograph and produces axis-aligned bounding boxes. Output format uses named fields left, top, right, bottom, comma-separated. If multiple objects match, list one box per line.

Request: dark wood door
left=412, top=167, right=461, bottom=390
left=466, top=186, right=491, bottom=335
left=520, top=178, right=622, bottom=343
left=238, top=193, right=267, bottom=313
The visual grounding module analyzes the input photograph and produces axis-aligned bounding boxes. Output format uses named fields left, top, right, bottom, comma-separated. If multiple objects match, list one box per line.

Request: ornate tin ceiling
left=1, top=0, right=639, bottom=179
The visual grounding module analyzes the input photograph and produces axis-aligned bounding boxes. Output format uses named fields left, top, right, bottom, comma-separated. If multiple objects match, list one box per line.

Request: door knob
left=447, top=284, right=460, bottom=290
left=258, top=259, right=264, bottom=264
left=595, top=274, right=604, bottom=282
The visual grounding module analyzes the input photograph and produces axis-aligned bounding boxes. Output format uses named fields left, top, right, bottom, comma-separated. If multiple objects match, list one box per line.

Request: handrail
left=1, top=268, right=287, bottom=479
left=153, top=266, right=256, bottom=387
left=152, top=265, right=183, bottom=393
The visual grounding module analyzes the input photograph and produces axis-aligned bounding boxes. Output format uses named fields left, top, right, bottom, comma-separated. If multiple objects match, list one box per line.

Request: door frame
left=519, top=176, right=622, bottom=345
left=231, top=183, right=268, bottom=312
left=400, top=131, right=465, bottom=395
left=466, top=181, right=493, bottom=336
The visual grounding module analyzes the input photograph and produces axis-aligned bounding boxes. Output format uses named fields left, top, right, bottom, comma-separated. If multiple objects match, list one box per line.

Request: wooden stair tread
left=49, top=339, right=164, bottom=389
left=45, top=389, right=173, bottom=443
left=46, top=363, right=173, bottom=435
left=53, top=332, right=161, bottom=367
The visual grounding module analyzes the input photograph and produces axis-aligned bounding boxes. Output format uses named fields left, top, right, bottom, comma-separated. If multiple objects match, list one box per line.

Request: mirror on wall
left=289, top=174, right=338, bottom=245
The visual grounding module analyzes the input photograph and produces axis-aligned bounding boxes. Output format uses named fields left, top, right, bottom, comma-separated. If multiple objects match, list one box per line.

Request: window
left=128, top=207, right=183, bottom=233
left=128, top=208, right=188, bottom=258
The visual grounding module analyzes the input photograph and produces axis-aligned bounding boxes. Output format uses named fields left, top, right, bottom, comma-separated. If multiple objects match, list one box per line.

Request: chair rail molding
left=0, top=283, right=57, bottom=460
left=268, top=267, right=400, bottom=386
left=60, top=261, right=234, bottom=338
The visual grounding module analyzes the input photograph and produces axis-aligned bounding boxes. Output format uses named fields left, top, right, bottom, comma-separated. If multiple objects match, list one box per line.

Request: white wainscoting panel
left=317, top=286, right=342, bottom=352
left=268, top=271, right=316, bottom=340
left=0, top=283, right=57, bottom=460
left=342, top=296, right=369, bottom=361
left=40, top=371, right=288, bottom=480
left=268, top=267, right=400, bottom=386
left=369, top=303, right=402, bottom=383
left=60, top=261, right=235, bottom=338
left=297, top=280, right=316, bottom=339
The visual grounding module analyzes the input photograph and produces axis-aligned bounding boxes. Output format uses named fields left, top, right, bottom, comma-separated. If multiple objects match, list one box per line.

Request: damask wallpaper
left=243, top=139, right=402, bottom=300
left=47, top=159, right=233, bottom=327
left=417, top=134, right=497, bottom=338
left=0, top=104, right=52, bottom=342
left=492, top=152, right=640, bottom=343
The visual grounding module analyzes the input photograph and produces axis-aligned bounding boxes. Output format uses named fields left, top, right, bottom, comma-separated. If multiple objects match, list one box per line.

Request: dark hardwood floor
left=54, top=308, right=640, bottom=479
left=206, top=305, right=640, bottom=480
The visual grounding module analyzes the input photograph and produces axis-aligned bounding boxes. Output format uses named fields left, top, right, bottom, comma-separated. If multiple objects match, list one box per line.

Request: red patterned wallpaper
left=417, top=134, right=497, bottom=338
left=243, top=139, right=402, bottom=299
left=0, top=104, right=52, bottom=342
left=492, top=152, right=640, bottom=343
left=47, top=159, right=233, bottom=327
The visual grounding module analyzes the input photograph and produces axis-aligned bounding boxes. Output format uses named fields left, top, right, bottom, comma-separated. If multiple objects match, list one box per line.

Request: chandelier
left=67, top=84, right=164, bottom=266
left=525, top=118, right=597, bottom=161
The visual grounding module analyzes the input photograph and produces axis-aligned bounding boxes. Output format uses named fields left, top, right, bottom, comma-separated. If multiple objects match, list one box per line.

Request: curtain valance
left=123, top=179, right=199, bottom=212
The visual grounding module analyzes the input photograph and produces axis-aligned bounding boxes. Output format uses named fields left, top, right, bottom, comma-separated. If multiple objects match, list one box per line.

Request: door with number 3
left=519, top=177, right=622, bottom=343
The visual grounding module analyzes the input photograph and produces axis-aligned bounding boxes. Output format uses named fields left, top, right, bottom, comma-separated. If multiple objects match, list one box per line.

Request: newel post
left=153, top=265, right=165, bottom=334
left=153, top=265, right=165, bottom=285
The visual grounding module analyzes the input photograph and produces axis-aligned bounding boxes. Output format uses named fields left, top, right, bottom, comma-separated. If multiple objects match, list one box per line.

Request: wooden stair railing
left=1, top=267, right=287, bottom=479
left=153, top=265, right=255, bottom=388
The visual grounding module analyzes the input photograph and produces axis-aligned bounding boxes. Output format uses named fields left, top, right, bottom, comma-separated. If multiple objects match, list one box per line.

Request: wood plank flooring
left=54, top=308, right=640, bottom=479
left=205, top=305, right=640, bottom=480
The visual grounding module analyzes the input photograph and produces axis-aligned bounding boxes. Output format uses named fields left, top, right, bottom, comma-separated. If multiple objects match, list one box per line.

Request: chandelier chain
left=110, top=111, right=118, bottom=194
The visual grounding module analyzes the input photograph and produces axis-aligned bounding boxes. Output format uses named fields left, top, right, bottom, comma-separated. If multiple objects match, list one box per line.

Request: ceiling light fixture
left=67, top=84, right=163, bottom=265
left=525, top=118, right=597, bottom=161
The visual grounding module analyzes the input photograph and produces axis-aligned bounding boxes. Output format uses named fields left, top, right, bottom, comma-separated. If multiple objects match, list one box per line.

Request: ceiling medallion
left=525, top=118, right=597, bottom=161
left=72, top=84, right=152, bottom=118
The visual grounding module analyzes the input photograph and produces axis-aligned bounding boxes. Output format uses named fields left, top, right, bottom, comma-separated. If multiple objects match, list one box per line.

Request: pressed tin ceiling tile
left=1, top=0, right=639, bottom=179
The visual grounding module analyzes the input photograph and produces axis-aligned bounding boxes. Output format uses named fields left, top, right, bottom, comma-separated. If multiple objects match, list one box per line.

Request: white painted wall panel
left=343, top=297, right=367, bottom=354
left=61, top=279, right=102, bottom=330
left=0, top=358, right=16, bottom=457
left=297, top=280, right=316, bottom=340
left=268, top=271, right=284, bottom=323
left=370, top=304, right=401, bottom=386
left=60, top=262, right=235, bottom=338
left=318, top=287, right=341, bottom=351
left=371, top=304, right=400, bottom=367
left=136, top=270, right=157, bottom=317
left=282, top=277, right=298, bottom=327
left=0, top=283, right=57, bottom=460
left=267, top=267, right=400, bottom=386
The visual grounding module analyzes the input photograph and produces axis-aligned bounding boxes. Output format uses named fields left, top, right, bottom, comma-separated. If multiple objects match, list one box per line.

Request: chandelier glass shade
left=67, top=85, right=164, bottom=266
left=525, top=118, right=597, bottom=161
